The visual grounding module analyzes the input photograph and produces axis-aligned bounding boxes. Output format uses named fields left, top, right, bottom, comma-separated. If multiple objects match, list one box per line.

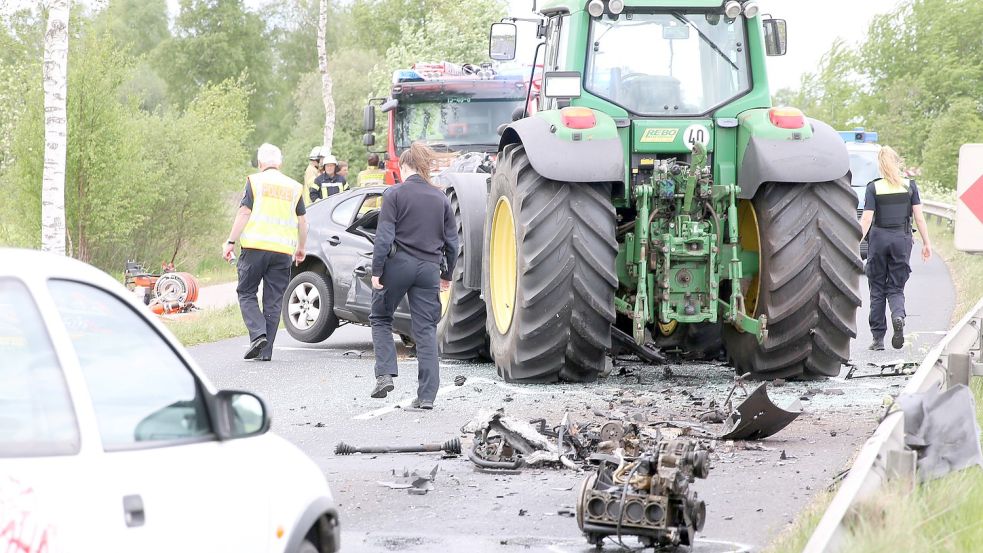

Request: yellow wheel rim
left=489, top=197, right=518, bottom=334
left=737, top=200, right=761, bottom=316
left=439, top=287, right=451, bottom=318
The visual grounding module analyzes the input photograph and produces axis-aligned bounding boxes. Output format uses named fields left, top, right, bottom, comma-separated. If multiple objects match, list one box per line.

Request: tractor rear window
left=586, top=12, right=751, bottom=116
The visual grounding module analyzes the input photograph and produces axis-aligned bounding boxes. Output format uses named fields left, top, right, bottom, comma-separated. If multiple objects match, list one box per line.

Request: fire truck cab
left=362, top=61, right=535, bottom=183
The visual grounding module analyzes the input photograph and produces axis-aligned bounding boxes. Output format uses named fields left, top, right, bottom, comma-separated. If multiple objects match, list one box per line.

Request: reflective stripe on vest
left=357, top=169, right=386, bottom=187
left=240, top=170, right=303, bottom=255
left=872, top=178, right=913, bottom=229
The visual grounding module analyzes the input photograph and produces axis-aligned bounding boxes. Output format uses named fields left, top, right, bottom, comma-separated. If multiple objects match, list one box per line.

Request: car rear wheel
left=282, top=271, right=339, bottom=343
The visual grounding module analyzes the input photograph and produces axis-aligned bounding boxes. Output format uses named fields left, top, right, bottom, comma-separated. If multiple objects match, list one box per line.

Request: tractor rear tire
left=483, top=144, right=618, bottom=383
left=724, top=177, right=863, bottom=378
left=437, top=188, right=489, bottom=359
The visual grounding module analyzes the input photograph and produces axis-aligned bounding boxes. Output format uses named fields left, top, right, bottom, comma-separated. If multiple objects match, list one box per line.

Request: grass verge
left=765, top=375, right=983, bottom=552
left=926, top=219, right=983, bottom=322
left=833, top=377, right=983, bottom=552
left=766, top=222, right=983, bottom=551
left=163, top=304, right=246, bottom=347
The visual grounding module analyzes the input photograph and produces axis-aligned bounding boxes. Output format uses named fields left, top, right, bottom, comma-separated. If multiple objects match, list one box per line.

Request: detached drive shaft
left=335, top=438, right=461, bottom=456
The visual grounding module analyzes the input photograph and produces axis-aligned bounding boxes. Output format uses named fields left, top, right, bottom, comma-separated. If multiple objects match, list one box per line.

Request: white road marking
left=696, top=538, right=754, bottom=552
left=353, top=383, right=462, bottom=420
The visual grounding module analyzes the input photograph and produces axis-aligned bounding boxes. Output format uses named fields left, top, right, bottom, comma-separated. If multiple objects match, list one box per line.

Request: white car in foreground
left=0, top=249, right=338, bottom=553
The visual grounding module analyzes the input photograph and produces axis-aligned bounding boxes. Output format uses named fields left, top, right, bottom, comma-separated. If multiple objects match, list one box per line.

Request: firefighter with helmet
left=303, top=146, right=322, bottom=205
left=310, top=153, right=348, bottom=202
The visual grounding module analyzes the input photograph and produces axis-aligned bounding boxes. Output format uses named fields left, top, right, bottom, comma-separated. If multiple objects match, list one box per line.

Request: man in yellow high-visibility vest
left=223, top=143, right=308, bottom=361
left=356, top=153, right=386, bottom=187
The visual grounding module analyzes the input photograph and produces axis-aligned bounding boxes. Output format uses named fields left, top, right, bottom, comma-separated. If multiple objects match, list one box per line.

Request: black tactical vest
left=872, top=179, right=913, bottom=230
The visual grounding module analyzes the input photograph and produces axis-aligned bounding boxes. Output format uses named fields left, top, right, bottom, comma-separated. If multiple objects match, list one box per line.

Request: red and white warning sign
left=955, top=144, right=983, bottom=253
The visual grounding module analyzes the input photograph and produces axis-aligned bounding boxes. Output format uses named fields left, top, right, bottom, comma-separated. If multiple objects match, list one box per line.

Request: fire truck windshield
left=394, top=98, right=522, bottom=151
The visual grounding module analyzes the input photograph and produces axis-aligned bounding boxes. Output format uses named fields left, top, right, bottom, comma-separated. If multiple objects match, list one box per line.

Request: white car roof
left=0, top=248, right=123, bottom=290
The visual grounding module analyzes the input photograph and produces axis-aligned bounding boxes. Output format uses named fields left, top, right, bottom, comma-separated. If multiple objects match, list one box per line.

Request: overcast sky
left=508, top=0, right=904, bottom=92
left=8, top=0, right=903, bottom=92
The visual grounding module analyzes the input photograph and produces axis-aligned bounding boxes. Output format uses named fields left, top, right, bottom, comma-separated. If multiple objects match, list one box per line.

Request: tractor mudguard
left=499, top=115, right=623, bottom=184
left=737, top=117, right=849, bottom=199
left=437, top=172, right=489, bottom=291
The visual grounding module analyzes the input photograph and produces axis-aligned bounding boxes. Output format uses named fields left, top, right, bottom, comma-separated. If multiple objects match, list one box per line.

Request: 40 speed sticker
left=684, top=124, right=711, bottom=147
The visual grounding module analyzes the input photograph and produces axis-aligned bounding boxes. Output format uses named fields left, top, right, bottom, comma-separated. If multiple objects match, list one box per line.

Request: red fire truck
left=362, top=61, right=537, bottom=183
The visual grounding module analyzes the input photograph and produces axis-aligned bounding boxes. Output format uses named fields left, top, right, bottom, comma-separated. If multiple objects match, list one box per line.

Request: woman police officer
left=859, top=146, right=932, bottom=351
left=367, top=142, right=459, bottom=409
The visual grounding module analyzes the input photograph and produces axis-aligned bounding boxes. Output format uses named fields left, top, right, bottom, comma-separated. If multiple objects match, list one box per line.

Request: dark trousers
left=236, top=248, right=291, bottom=358
left=370, top=250, right=442, bottom=402
left=866, top=227, right=913, bottom=339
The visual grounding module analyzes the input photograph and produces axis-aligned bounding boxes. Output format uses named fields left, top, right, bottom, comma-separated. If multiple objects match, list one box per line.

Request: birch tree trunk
left=41, top=0, right=69, bottom=255
left=317, top=0, right=335, bottom=151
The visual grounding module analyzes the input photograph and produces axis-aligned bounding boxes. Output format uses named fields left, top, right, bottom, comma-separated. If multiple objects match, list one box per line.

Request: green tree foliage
left=131, top=80, right=253, bottom=265
left=3, top=26, right=252, bottom=271
left=93, top=0, right=170, bottom=56
left=152, top=0, right=276, bottom=140
left=0, top=0, right=508, bottom=269
left=786, top=0, right=983, bottom=189
left=922, top=98, right=983, bottom=189
left=776, top=40, right=861, bottom=130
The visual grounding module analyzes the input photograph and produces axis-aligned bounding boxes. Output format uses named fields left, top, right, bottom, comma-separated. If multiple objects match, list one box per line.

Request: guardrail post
left=948, top=353, right=972, bottom=387
left=886, top=449, right=917, bottom=490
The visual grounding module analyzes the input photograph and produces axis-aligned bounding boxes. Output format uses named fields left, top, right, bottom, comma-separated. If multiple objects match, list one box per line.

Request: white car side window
left=0, top=278, right=79, bottom=457
left=48, top=280, right=212, bottom=451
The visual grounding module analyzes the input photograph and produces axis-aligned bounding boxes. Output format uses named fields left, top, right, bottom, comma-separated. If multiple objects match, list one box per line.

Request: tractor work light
left=768, top=107, right=806, bottom=129
left=587, top=0, right=605, bottom=18
left=543, top=71, right=582, bottom=99
left=608, top=0, right=625, bottom=15
left=561, top=107, right=596, bottom=129
left=724, top=1, right=742, bottom=19
left=742, top=1, right=760, bottom=18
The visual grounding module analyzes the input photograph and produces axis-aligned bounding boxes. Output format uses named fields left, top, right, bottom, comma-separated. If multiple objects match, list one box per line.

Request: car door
left=0, top=277, right=114, bottom=553
left=46, top=280, right=265, bottom=553
left=320, top=192, right=373, bottom=318
left=343, top=203, right=413, bottom=330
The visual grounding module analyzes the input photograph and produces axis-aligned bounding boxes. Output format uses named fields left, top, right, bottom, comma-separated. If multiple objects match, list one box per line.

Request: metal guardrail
left=921, top=199, right=957, bottom=224
left=803, top=297, right=983, bottom=552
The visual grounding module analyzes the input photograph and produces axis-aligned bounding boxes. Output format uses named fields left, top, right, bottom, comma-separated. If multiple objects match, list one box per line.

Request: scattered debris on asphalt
left=845, top=360, right=918, bottom=379
left=719, top=384, right=802, bottom=440
left=454, top=375, right=467, bottom=386
left=576, top=435, right=710, bottom=548
left=378, top=465, right=439, bottom=495
left=335, top=438, right=461, bottom=456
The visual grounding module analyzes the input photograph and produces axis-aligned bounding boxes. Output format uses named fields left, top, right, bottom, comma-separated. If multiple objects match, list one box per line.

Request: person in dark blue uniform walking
left=368, top=142, right=458, bottom=409
left=859, top=146, right=933, bottom=351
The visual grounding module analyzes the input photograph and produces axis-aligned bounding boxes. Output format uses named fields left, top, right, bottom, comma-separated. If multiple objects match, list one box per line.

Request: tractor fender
left=499, top=115, right=624, bottom=183
left=737, top=118, right=849, bottom=199
left=436, top=171, right=489, bottom=291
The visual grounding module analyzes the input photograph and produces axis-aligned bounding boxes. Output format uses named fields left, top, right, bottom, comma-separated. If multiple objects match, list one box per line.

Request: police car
left=840, top=128, right=880, bottom=260
left=0, top=249, right=339, bottom=553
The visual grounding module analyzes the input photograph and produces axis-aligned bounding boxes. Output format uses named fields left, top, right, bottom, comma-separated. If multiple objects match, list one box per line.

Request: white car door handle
left=123, top=494, right=145, bottom=528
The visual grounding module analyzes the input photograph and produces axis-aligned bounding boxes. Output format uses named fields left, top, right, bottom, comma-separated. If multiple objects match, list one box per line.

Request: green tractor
left=442, top=0, right=862, bottom=382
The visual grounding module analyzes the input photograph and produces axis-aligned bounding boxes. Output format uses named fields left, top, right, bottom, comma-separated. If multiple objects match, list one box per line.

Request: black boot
left=869, top=339, right=884, bottom=351
left=892, top=317, right=905, bottom=349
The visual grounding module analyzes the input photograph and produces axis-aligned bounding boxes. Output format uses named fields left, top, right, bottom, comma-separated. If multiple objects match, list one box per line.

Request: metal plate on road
left=955, top=144, right=983, bottom=253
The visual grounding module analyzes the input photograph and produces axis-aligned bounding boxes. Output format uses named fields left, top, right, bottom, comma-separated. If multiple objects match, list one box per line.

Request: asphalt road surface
left=190, top=252, right=954, bottom=552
